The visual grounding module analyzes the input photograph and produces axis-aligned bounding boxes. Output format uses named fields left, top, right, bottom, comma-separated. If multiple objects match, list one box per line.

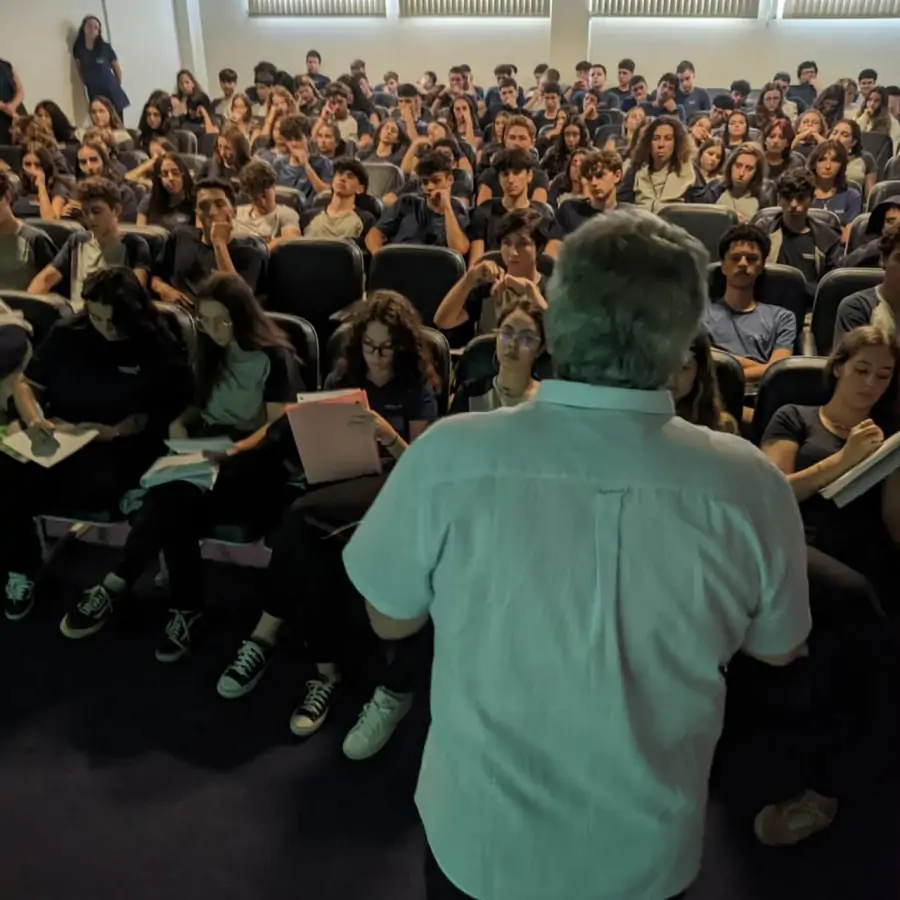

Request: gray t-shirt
left=0, top=223, right=57, bottom=291
left=303, top=208, right=367, bottom=240
left=233, top=203, right=301, bottom=240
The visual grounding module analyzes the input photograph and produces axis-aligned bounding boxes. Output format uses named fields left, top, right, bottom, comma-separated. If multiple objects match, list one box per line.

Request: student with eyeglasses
left=214, top=292, right=439, bottom=762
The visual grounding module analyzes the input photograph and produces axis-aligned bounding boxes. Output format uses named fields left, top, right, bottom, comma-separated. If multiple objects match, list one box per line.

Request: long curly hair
left=146, top=152, right=194, bottom=222
left=332, top=291, right=439, bottom=392
left=34, top=100, right=76, bottom=144
left=19, top=143, right=65, bottom=195
left=138, top=96, right=173, bottom=151
left=631, top=115, right=692, bottom=173
left=541, top=114, right=591, bottom=179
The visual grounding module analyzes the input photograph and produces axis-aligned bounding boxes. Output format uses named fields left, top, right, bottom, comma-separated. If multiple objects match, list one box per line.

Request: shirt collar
left=536, top=379, right=674, bottom=414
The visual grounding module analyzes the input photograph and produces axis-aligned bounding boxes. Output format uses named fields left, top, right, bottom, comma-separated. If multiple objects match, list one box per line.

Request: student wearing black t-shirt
left=547, top=149, right=623, bottom=258
left=214, top=292, right=439, bottom=760
left=63, top=273, right=299, bottom=658
left=436, top=208, right=548, bottom=344
left=1, top=268, right=190, bottom=621
left=475, top=115, right=549, bottom=206
left=152, top=178, right=268, bottom=302
left=136, top=152, right=195, bottom=229
left=530, top=82, right=562, bottom=133
left=761, top=326, right=900, bottom=620
left=27, top=177, right=151, bottom=306
left=468, top=148, right=551, bottom=265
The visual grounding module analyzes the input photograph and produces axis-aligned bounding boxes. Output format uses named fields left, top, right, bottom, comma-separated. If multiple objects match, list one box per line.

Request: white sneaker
left=342, top=686, right=412, bottom=761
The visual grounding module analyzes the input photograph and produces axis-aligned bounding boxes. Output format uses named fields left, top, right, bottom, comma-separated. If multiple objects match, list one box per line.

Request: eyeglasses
left=362, top=339, right=395, bottom=357
left=499, top=330, right=540, bottom=350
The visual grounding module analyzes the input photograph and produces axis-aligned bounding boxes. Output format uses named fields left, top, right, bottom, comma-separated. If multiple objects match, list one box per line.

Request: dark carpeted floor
left=2, top=545, right=900, bottom=900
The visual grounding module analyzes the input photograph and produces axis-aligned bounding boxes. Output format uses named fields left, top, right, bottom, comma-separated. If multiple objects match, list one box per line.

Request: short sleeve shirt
left=0, top=223, right=57, bottom=290
left=272, top=154, right=333, bottom=203
left=375, top=195, right=470, bottom=247
left=335, top=110, right=374, bottom=142
left=834, top=287, right=880, bottom=346
left=469, top=200, right=552, bottom=252
left=234, top=203, right=301, bottom=240
left=702, top=299, right=797, bottom=363
left=549, top=199, right=607, bottom=241
left=479, top=166, right=550, bottom=200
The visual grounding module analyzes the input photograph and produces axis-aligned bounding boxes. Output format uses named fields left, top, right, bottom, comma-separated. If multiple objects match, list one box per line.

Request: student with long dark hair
left=548, top=147, right=590, bottom=206
left=830, top=118, right=877, bottom=196
left=705, top=143, right=775, bottom=221
left=215, top=292, right=438, bottom=760
left=72, top=15, right=129, bottom=118
left=34, top=100, right=77, bottom=146
left=2, top=267, right=188, bottom=620
left=695, top=136, right=725, bottom=184
left=357, top=118, right=408, bottom=165
left=539, top=115, right=590, bottom=180
left=808, top=139, right=862, bottom=238
left=668, top=329, right=738, bottom=433
left=13, top=143, right=71, bottom=221
left=136, top=152, right=194, bottom=229
left=723, top=109, right=751, bottom=149
left=172, top=69, right=212, bottom=126
left=763, top=119, right=804, bottom=181
left=857, top=87, right=900, bottom=151
left=137, top=95, right=174, bottom=154
left=753, top=83, right=787, bottom=131
left=201, top=125, right=251, bottom=185
left=74, top=139, right=138, bottom=222
left=62, top=273, right=298, bottom=657
left=813, top=83, right=846, bottom=132
left=79, top=96, right=132, bottom=148
left=0, top=57, right=24, bottom=145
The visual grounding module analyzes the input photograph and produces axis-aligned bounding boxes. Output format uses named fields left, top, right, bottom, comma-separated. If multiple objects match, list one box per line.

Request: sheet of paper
left=2, top=427, right=98, bottom=469
left=165, top=437, right=235, bottom=454
left=296, top=389, right=368, bottom=407
left=140, top=452, right=219, bottom=491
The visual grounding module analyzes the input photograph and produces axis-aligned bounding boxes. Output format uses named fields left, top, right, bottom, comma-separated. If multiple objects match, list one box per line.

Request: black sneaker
left=216, top=638, right=275, bottom=699
left=289, top=673, right=340, bottom=737
left=60, top=584, right=116, bottom=638
left=5, top=573, right=35, bottom=621
left=155, top=609, right=203, bottom=663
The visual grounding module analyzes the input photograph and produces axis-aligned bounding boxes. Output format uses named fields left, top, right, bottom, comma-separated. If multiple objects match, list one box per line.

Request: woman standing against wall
left=0, top=58, right=25, bottom=145
left=72, top=15, right=129, bottom=121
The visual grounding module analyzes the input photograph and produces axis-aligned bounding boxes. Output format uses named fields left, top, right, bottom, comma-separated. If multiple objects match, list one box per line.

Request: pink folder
left=287, top=389, right=383, bottom=485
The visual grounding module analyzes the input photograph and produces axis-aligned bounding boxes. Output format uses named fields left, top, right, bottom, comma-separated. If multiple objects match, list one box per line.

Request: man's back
left=344, top=380, right=809, bottom=900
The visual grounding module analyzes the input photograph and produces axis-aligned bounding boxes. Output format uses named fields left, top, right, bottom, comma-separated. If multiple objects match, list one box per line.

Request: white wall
left=0, top=0, right=181, bottom=127
left=588, top=17, right=900, bottom=91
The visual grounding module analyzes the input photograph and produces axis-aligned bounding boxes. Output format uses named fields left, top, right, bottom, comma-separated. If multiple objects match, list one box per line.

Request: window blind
left=590, top=0, right=759, bottom=16
left=783, top=0, right=900, bottom=16
left=248, top=0, right=387, bottom=16
left=399, top=0, right=550, bottom=16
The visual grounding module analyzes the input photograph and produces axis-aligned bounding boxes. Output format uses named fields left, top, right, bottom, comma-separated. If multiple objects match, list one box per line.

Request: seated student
left=843, top=200, right=900, bottom=269
left=468, top=148, right=552, bottom=264
left=393, top=83, right=430, bottom=139
left=791, top=109, right=828, bottom=157
left=136, top=95, right=174, bottom=155
left=152, top=178, right=267, bottom=302
left=530, top=82, right=563, bottom=133
left=392, top=137, right=474, bottom=205
left=688, top=111, right=712, bottom=148
left=136, top=152, right=195, bottom=229
left=252, top=86, right=298, bottom=150
left=366, top=151, right=469, bottom=257
left=74, top=139, right=138, bottom=222
left=619, top=116, right=706, bottom=212
left=608, top=58, right=635, bottom=103
left=858, top=87, right=900, bottom=152
left=667, top=329, right=739, bottom=433
left=319, top=83, right=374, bottom=147
left=619, top=75, right=649, bottom=113
left=704, top=143, right=775, bottom=222
left=763, top=118, right=805, bottom=182
left=214, top=292, right=438, bottom=760
left=753, top=83, right=788, bottom=132
left=200, top=126, right=251, bottom=186
left=34, top=100, right=78, bottom=148
left=296, top=76, right=324, bottom=119
left=546, top=149, right=623, bottom=257
left=813, top=83, right=845, bottom=133
left=808, top=139, right=863, bottom=240
left=272, top=114, right=332, bottom=205
left=580, top=89, right=613, bottom=142
left=730, top=80, right=752, bottom=110
left=302, top=157, right=376, bottom=245
left=483, top=74, right=524, bottom=123
left=0, top=169, right=57, bottom=290
left=695, top=136, right=726, bottom=184
left=2, top=267, right=190, bottom=620
left=772, top=72, right=800, bottom=121
left=233, top=159, right=302, bottom=248
left=476, top=116, right=549, bottom=205
left=78, top=97, right=132, bottom=149
left=603, top=105, right=646, bottom=159
left=211, top=67, right=238, bottom=119
left=834, top=223, right=900, bottom=342
left=172, top=69, right=213, bottom=128
left=721, top=109, right=751, bottom=149
left=702, top=224, right=795, bottom=402
left=28, top=178, right=151, bottom=305
left=249, top=70, right=275, bottom=119
left=789, top=61, right=819, bottom=109
left=675, top=62, right=711, bottom=118
left=548, top=147, right=590, bottom=207
left=62, top=273, right=297, bottom=653
left=752, top=168, right=842, bottom=289
left=13, top=143, right=72, bottom=221
left=448, top=95, right=482, bottom=151
left=357, top=119, right=408, bottom=166
left=641, top=73, right=687, bottom=122
left=305, top=50, right=329, bottom=93
left=478, top=109, right=512, bottom=166
left=449, top=298, right=546, bottom=413
left=829, top=119, right=876, bottom=197
left=435, top=208, right=547, bottom=339
left=761, top=325, right=900, bottom=616
left=539, top=116, right=590, bottom=180
left=534, top=108, right=568, bottom=159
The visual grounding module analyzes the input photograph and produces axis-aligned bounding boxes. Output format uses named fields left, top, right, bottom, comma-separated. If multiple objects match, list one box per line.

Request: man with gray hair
left=342, top=209, right=811, bottom=900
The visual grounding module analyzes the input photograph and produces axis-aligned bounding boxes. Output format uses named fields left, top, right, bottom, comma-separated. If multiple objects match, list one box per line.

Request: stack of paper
left=288, top=389, right=382, bottom=485
left=1, top=426, right=98, bottom=468
left=820, top=431, right=900, bottom=508
left=140, top=452, right=219, bottom=491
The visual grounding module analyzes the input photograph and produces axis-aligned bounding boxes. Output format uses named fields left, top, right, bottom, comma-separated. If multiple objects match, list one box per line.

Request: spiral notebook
left=819, top=431, right=900, bottom=508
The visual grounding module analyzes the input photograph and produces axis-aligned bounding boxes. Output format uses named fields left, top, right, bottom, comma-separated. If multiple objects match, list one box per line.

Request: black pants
left=265, top=472, right=433, bottom=693
left=0, top=436, right=160, bottom=578
left=113, top=447, right=287, bottom=609
left=424, top=844, right=687, bottom=899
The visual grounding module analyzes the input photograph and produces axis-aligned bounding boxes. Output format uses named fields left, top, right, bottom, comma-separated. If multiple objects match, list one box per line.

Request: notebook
left=140, top=452, right=219, bottom=491
left=820, top=430, right=900, bottom=508
left=1, top=425, right=99, bottom=469
left=287, top=389, right=382, bottom=485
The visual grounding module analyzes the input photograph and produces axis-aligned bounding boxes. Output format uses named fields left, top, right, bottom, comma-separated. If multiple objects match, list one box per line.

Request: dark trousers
left=424, top=844, right=687, bottom=899
left=114, top=447, right=286, bottom=609
left=265, top=472, right=433, bottom=693
left=0, top=436, right=159, bottom=578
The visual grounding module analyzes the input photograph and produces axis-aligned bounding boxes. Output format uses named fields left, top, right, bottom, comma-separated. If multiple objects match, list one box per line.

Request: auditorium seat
left=756, top=206, right=842, bottom=234
left=267, top=238, right=364, bottom=365
left=867, top=180, right=900, bottom=213
left=810, top=267, right=883, bottom=356
left=368, top=245, right=466, bottom=327
left=181, top=153, right=208, bottom=176
left=592, top=124, right=620, bottom=149
left=362, top=162, right=405, bottom=199
left=0, top=145, right=22, bottom=172
left=846, top=213, right=872, bottom=255
left=155, top=301, right=197, bottom=365
left=0, top=291, right=72, bottom=345
left=327, top=321, right=451, bottom=415
left=118, top=149, right=149, bottom=171
left=172, top=129, right=199, bottom=155
left=886, top=155, right=900, bottom=182
left=22, top=217, right=84, bottom=252
left=198, top=132, right=217, bottom=158
left=752, top=356, right=829, bottom=442
left=710, top=349, right=745, bottom=425
left=274, top=186, right=304, bottom=216
left=861, top=131, right=893, bottom=180
left=660, top=205, right=740, bottom=261
left=266, top=311, right=321, bottom=390
left=479, top=249, right=555, bottom=280
left=119, top=223, right=169, bottom=261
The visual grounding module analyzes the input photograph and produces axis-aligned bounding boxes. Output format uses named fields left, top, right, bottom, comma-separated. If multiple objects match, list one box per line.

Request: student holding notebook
left=1, top=268, right=190, bottom=622
left=62, top=273, right=300, bottom=659
left=761, top=326, right=900, bottom=623
left=215, top=291, right=439, bottom=762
